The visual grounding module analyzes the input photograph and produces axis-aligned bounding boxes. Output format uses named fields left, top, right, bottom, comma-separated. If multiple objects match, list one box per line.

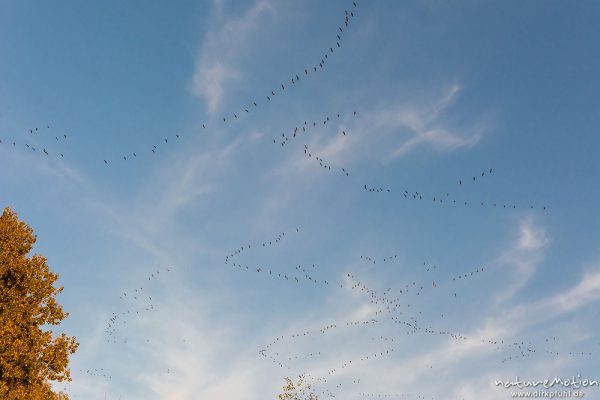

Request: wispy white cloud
left=487, top=264, right=600, bottom=336
left=132, top=288, right=249, bottom=400
left=519, top=217, right=549, bottom=250
left=495, top=217, right=548, bottom=304
left=376, top=84, right=462, bottom=133
left=545, top=269, right=600, bottom=312
left=190, top=0, right=276, bottom=115
left=191, top=62, right=241, bottom=115
left=270, top=83, right=485, bottom=183
left=391, top=126, right=482, bottom=158
left=95, top=133, right=244, bottom=246
left=290, top=84, right=483, bottom=163
left=383, top=84, right=484, bottom=159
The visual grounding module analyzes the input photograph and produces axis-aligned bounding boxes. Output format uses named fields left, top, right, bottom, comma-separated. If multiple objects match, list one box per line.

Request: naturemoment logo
left=495, top=375, right=599, bottom=390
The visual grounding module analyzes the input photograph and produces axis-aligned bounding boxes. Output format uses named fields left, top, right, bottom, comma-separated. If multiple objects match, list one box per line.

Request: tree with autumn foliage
left=0, top=207, right=78, bottom=400
left=278, top=374, right=319, bottom=400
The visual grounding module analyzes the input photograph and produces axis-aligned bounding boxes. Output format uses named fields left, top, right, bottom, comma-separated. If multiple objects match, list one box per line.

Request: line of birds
left=360, top=254, right=398, bottom=265
left=458, top=167, right=493, bottom=186
left=78, top=368, right=112, bottom=381
left=224, top=228, right=300, bottom=265
left=361, top=184, right=550, bottom=212
left=263, top=322, right=402, bottom=372
left=100, top=2, right=359, bottom=165
left=230, top=261, right=331, bottom=287
left=496, top=335, right=595, bottom=364
left=303, top=144, right=350, bottom=176
left=391, top=317, right=468, bottom=341
left=364, top=184, right=391, bottom=193
left=325, top=346, right=396, bottom=376
left=273, top=110, right=357, bottom=149
left=262, top=318, right=380, bottom=357
left=103, top=133, right=184, bottom=165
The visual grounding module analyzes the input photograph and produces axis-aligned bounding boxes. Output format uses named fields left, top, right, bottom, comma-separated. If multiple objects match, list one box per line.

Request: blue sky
left=1, top=1, right=600, bottom=399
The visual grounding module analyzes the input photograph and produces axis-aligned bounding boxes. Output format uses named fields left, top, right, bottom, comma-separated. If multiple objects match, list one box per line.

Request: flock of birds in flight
left=90, top=228, right=591, bottom=400
left=6, top=1, right=588, bottom=399
left=0, top=1, right=547, bottom=217
left=0, top=124, right=69, bottom=158
left=219, top=222, right=589, bottom=399
left=104, top=267, right=172, bottom=346
left=363, top=167, right=548, bottom=212
left=0, top=2, right=358, bottom=169
left=92, top=220, right=512, bottom=399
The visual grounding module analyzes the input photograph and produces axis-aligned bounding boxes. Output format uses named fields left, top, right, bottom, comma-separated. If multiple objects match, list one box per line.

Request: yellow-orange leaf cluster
left=0, top=207, right=78, bottom=400
left=278, top=374, right=319, bottom=400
